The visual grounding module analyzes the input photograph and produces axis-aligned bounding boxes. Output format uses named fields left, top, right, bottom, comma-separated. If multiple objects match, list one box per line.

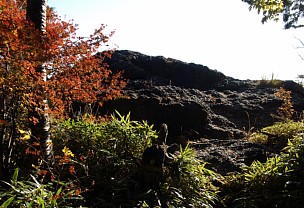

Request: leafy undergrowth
left=222, top=121, right=304, bottom=208
left=248, top=120, right=304, bottom=149
left=51, top=112, right=222, bottom=207
left=150, top=146, right=221, bottom=207
left=1, top=113, right=304, bottom=207
left=0, top=112, right=221, bottom=207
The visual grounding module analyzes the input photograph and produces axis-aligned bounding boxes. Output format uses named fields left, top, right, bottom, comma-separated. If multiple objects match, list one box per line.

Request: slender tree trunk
left=0, top=93, right=7, bottom=180
left=26, top=0, right=53, bottom=165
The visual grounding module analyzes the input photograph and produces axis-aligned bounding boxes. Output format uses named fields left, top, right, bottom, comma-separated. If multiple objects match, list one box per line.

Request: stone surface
left=100, top=84, right=210, bottom=137
left=99, top=50, right=304, bottom=174
left=105, top=50, right=226, bottom=90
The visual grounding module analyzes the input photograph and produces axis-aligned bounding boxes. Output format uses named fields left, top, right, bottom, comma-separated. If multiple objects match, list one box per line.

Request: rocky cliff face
left=100, top=50, right=304, bottom=174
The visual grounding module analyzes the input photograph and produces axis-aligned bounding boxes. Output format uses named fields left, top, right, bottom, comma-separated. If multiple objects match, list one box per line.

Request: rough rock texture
left=100, top=84, right=210, bottom=137
left=100, top=50, right=304, bottom=174
left=105, top=50, right=226, bottom=90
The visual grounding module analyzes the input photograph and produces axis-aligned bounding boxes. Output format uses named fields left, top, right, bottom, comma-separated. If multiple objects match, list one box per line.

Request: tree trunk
left=26, top=0, right=53, bottom=165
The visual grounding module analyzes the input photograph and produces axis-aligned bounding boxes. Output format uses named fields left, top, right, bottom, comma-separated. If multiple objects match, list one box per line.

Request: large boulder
left=98, top=50, right=304, bottom=174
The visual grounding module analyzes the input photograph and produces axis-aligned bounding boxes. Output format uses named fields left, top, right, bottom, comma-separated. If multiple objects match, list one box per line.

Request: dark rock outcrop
left=105, top=50, right=226, bottom=90
left=99, top=50, right=304, bottom=174
left=100, top=84, right=210, bottom=137
left=195, top=138, right=268, bottom=174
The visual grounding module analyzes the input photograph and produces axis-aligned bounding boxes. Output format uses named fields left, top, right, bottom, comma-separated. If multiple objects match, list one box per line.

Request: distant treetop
left=242, top=0, right=304, bottom=29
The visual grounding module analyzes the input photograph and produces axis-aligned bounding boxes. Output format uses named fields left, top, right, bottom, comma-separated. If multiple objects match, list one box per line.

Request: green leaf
left=37, top=196, right=45, bottom=208
left=55, top=186, right=62, bottom=196
left=285, top=166, right=289, bottom=173
left=12, top=168, right=19, bottom=183
left=1, top=195, right=15, bottom=207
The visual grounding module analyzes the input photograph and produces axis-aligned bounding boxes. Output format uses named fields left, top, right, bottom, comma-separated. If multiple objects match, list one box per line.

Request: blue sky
left=48, top=0, right=304, bottom=81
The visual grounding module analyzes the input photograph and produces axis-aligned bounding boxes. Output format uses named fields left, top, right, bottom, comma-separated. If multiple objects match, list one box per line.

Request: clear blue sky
left=48, top=0, right=304, bottom=81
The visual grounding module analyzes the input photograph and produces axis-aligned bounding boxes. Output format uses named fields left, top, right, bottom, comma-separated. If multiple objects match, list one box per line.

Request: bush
left=247, top=132, right=268, bottom=144
left=160, top=145, right=221, bottom=207
left=54, top=112, right=156, bottom=172
left=135, top=145, right=222, bottom=207
left=248, top=121, right=304, bottom=149
left=0, top=112, right=158, bottom=207
left=51, top=112, right=222, bottom=207
left=223, top=126, right=304, bottom=207
left=52, top=112, right=158, bottom=206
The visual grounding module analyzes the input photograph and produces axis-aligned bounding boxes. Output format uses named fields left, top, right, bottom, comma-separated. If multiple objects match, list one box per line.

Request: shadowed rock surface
left=99, top=50, right=304, bottom=174
left=105, top=50, right=226, bottom=90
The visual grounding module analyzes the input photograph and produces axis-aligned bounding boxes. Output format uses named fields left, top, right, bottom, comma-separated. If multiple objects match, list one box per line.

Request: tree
left=0, top=0, right=125, bottom=180
left=242, top=0, right=304, bottom=29
left=26, top=0, right=53, bottom=166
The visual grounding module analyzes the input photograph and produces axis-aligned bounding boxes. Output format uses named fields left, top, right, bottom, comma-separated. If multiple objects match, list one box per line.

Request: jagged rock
left=106, top=50, right=226, bottom=90
left=194, top=139, right=268, bottom=174
left=206, top=86, right=282, bottom=130
left=100, top=85, right=210, bottom=137
left=100, top=50, right=304, bottom=174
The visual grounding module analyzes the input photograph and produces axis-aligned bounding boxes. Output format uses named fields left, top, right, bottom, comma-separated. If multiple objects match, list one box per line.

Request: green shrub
left=52, top=112, right=223, bottom=207
left=248, top=121, right=304, bottom=149
left=52, top=112, right=159, bottom=206
left=262, top=121, right=304, bottom=138
left=223, top=133, right=304, bottom=207
left=161, top=145, right=221, bottom=207
left=52, top=112, right=157, bottom=177
left=247, top=132, right=268, bottom=143
left=136, top=145, right=222, bottom=207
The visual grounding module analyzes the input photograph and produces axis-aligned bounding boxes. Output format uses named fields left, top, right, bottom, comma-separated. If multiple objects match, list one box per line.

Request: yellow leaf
left=19, top=129, right=26, bottom=134
left=18, top=129, right=31, bottom=141
left=19, top=134, right=31, bottom=141
left=62, top=146, right=74, bottom=157
left=23, top=135, right=30, bottom=140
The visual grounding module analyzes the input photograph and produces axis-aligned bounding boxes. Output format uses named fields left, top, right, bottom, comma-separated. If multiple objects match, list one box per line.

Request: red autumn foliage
left=0, top=0, right=126, bottom=120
